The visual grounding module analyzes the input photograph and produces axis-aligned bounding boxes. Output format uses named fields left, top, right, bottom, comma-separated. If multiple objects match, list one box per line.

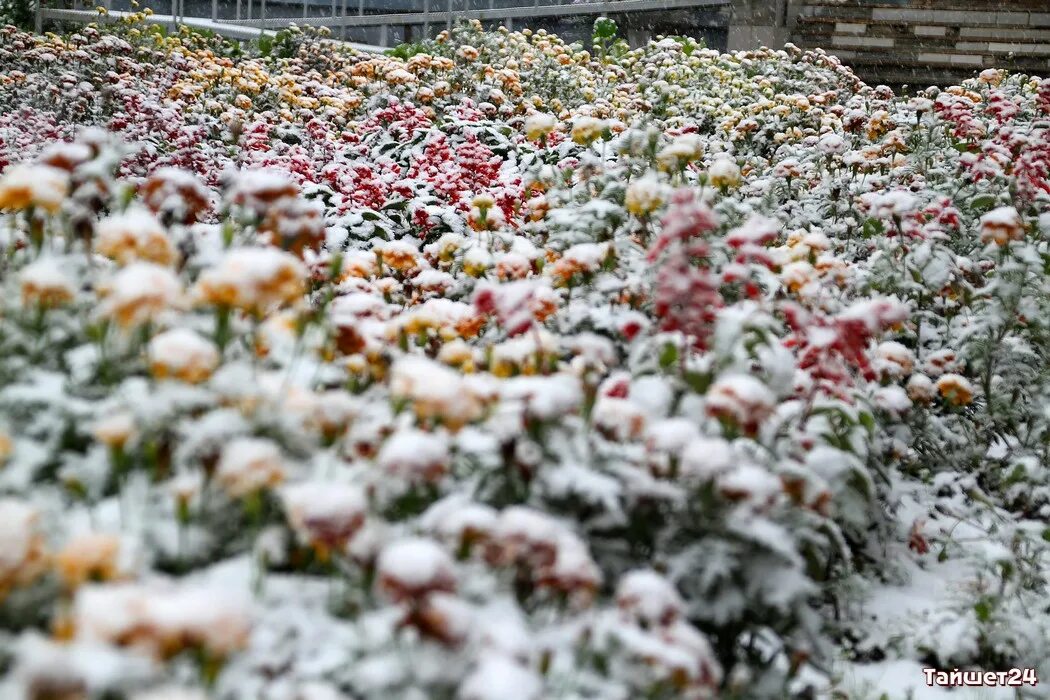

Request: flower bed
left=0, top=17, right=1048, bottom=700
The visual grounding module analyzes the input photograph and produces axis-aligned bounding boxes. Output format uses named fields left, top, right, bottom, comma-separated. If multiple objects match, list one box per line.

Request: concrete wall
left=726, top=0, right=802, bottom=51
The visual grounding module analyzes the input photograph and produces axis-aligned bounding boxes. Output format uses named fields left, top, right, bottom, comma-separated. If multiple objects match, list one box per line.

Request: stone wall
left=796, top=1, right=1050, bottom=86
left=728, top=0, right=1050, bottom=87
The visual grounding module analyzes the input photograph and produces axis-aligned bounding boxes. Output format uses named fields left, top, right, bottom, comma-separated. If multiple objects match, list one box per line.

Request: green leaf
left=658, top=343, right=678, bottom=370
left=861, top=217, right=884, bottom=239
left=592, top=17, right=617, bottom=40
left=968, top=193, right=996, bottom=212
left=974, top=598, right=992, bottom=623
left=683, top=371, right=711, bottom=394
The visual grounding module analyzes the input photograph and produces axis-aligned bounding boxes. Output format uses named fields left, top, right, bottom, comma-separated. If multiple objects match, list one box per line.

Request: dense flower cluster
left=0, top=16, right=1047, bottom=700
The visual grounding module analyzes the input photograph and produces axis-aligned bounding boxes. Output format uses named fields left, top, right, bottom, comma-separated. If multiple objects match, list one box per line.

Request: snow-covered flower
left=860, top=189, right=917, bottom=220
left=95, top=206, right=176, bottom=266
left=656, top=134, right=703, bottom=170
left=707, top=156, right=741, bottom=189
left=54, top=532, right=125, bottom=589
left=148, top=328, right=220, bottom=383
left=705, top=375, right=776, bottom=435
left=570, top=116, right=605, bottom=145
left=390, top=355, right=483, bottom=430
left=624, top=175, right=665, bottom=216
left=0, top=163, right=68, bottom=212
left=377, top=428, right=450, bottom=484
left=280, top=481, right=367, bottom=555
left=215, top=437, right=286, bottom=498
left=874, top=340, right=915, bottom=378
left=616, top=569, right=684, bottom=626
left=133, top=688, right=209, bottom=700
left=817, top=132, right=846, bottom=155
left=98, top=262, right=182, bottom=328
left=141, top=167, right=210, bottom=225
left=459, top=653, right=542, bottom=700
left=0, top=500, right=47, bottom=601
left=195, top=247, right=306, bottom=314
left=979, top=206, right=1024, bottom=245
left=936, top=373, right=975, bottom=406
left=376, top=537, right=457, bottom=602
left=72, top=581, right=251, bottom=660
left=93, top=413, right=136, bottom=450
left=906, top=373, right=936, bottom=404
left=20, top=257, right=75, bottom=309
left=523, top=112, right=556, bottom=141
left=227, top=169, right=298, bottom=217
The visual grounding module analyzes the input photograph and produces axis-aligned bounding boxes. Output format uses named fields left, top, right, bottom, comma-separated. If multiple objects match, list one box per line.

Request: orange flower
left=55, top=533, right=123, bottom=590
left=0, top=163, right=68, bottom=213
left=95, top=207, right=177, bottom=266
left=936, top=374, right=974, bottom=406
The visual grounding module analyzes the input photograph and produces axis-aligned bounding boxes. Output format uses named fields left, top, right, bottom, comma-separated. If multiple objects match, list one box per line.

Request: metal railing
left=223, top=0, right=729, bottom=30
left=37, top=0, right=730, bottom=47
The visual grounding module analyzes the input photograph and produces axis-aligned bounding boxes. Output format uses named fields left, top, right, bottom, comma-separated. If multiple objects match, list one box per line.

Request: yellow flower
left=524, top=112, right=557, bottom=141
left=0, top=164, right=68, bottom=213
left=707, top=157, right=741, bottom=190
left=656, top=134, right=703, bottom=171
left=624, top=175, right=665, bottom=217
left=571, top=116, right=605, bottom=146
